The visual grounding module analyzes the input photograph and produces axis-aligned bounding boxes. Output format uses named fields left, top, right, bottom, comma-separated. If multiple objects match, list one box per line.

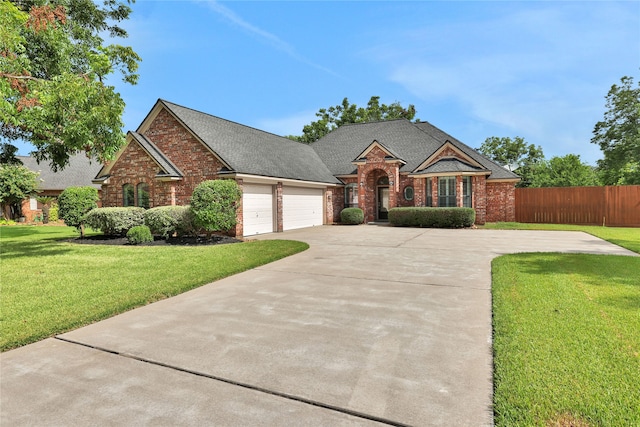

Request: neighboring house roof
left=19, top=154, right=102, bottom=191
left=159, top=100, right=341, bottom=184
left=311, top=119, right=520, bottom=181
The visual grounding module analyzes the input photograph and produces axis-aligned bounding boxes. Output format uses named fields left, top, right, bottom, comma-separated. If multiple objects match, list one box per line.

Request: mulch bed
left=69, top=234, right=242, bottom=246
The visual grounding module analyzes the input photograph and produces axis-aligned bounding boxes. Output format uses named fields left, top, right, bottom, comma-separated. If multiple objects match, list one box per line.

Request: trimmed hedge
left=389, top=207, right=475, bottom=228
left=340, top=207, right=364, bottom=225
left=144, top=205, right=196, bottom=238
left=126, top=225, right=154, bottom=245
left=83, top=207, right=145, bottom=236
left=191, top=180, right=242, bottom=233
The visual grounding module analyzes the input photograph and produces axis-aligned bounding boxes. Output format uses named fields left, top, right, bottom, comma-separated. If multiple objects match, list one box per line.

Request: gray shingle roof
left=130, top=132, right=183, bottom=178
left=414, top=121, right=520, bottom=180
left=19, top=154, right=102, bottom=190
left=414, top=158, right=488, bottom=175
left=160, top=100, right=340, bottom=184
left=311, top=119, right=520, bottom=181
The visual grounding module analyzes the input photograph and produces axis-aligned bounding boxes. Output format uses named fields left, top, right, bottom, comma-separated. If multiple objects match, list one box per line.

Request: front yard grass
left=489, top=223, right=640, bottom=426
left=0, top=226, right=308, bottom=351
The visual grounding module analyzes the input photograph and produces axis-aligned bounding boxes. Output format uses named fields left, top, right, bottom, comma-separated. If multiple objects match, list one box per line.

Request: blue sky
left=16, top=1, right=640, bottom=165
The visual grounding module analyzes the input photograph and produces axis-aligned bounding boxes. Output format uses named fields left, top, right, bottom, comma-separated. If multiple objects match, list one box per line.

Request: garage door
left=243, top=184, right=274, bottom=236
left=283, top=187, right=324, bottom=231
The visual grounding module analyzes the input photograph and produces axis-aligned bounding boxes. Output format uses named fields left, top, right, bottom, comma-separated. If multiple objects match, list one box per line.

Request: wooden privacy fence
left=515, top=185, right=640, bottom=227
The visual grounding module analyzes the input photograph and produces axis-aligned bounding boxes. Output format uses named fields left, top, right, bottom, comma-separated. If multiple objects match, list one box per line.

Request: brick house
left=6, top=154, right=101, bottom=222
left=93, top=99, right=520, bottom=236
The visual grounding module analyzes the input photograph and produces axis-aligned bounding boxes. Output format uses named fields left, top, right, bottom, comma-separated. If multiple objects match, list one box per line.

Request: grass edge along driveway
left=1, top=226, right=308, bottom=352
left=487, top=223, right=640, bottom=426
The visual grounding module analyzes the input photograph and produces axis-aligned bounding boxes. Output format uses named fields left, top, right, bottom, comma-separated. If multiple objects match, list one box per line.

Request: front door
left=377, top=186, right=389, bottom=220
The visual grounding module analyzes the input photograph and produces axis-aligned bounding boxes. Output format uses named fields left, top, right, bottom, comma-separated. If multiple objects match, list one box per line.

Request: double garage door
left=242, top=184, right=323, bottom=236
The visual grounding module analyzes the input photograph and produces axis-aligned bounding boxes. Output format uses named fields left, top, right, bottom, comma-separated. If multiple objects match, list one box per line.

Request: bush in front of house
left=58, top=186, right=99, bottom=237
left=144, top=205, right=196, bottom=238
left=190, top=180, right=242, bottom=234
left=340, top=207, right=364, bottom=225
left=83, top=207, right=145, bottom=236
left=389, top=207, right=476, bottom=228
left=48, top=201, right=59, bottom=222
left=126, top=225, right=154, bottom=245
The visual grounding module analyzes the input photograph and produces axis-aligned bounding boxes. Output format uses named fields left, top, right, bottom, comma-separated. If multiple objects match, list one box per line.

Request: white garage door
left=283, top=187, right=324, bottom=231
left=243, top=184, right=274, bottom=236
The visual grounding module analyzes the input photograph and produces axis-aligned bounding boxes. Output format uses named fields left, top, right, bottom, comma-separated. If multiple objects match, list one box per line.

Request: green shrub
left=126, top=225, right=154, bottom=245
left=144, top=205, right=196, bottom=238
left=191, top=180, right=242, bottom=234
left=57, top=186, right=99, bottom=236
left=340, top=207, right=364, bottom=225
left=389, top=207, right=475, bottom=228
left=48, top=202, right=59, bottom=222
left=83, top=207, right=145, bottom=236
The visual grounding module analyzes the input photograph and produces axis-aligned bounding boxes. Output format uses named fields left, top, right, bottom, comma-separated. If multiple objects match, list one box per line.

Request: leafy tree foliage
left=190, top=180, right=242, bottom=234
left=477, top=136, right=544, bottom=187
left=0, top=163, right=39, bottom=218
left=529, top=154, right=600, bottom=188
left=57, top=185, right=98, bottom=236
left=0, top=0, right=141, bottom=171
left=0, top=142, right=22, bottom=165
left=290, top=96, right=418, bottom=144
left=591, top=76, right=640, bottom=185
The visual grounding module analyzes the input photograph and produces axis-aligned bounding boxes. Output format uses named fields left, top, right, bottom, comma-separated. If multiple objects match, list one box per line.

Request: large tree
left=476, top=136, right=544, bottom=187
left=0, top=0, right=140, bottom=171
left=291, top=96, right=418, bottom=144
left=591, top=75, right=640, bottom=185
left=529, top=154, right=600, bottom=188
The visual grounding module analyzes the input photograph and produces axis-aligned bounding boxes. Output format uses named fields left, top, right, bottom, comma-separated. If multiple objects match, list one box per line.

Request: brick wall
left=486, top=181, right=516, bottom=222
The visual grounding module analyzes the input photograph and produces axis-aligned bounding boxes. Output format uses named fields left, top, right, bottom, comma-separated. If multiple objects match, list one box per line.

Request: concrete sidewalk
left=2, top=227, right=636, bottom=426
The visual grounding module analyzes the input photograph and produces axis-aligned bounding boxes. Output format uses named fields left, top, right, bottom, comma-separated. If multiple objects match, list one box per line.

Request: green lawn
left=0, top=226, right=308, bottom=351
left=489, top=223, right=640, bottom=426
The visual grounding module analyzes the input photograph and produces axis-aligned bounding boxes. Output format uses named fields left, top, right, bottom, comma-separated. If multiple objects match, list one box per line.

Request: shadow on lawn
left=516, top=253, right=640, bottom=311
left=1, top=237, right=74, bottom=259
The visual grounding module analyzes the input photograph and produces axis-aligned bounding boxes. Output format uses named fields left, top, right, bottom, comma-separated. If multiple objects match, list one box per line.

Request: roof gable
left=93, top=132, right=184, bottom=182
left=352, top=140, right=406, bottom=165
left=311, top=119, right=520, bottom=181
left=413, top=141, right=485, bottom=173
left=159, top=100, right=340, bottom=184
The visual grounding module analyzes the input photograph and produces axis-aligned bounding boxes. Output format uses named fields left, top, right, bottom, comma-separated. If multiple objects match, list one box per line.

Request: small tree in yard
left=0, top=164, right=39, bottom=219
left=190, top=180, right=242, bottom=236
left=36, top=196, right=56, bottom=224
left=57, top=186, right=99, bottom=237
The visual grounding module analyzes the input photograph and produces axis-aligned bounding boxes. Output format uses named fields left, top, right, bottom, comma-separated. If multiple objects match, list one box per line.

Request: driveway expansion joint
left=54, top=336, right=411, bottom=427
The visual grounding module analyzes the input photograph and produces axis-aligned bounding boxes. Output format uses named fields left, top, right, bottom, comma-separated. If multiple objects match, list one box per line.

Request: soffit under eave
left=413, top=141, right=485, bottom=173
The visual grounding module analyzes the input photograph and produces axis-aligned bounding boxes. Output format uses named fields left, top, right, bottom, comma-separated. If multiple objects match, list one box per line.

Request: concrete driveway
left=1, top=226, right=636, bottom=426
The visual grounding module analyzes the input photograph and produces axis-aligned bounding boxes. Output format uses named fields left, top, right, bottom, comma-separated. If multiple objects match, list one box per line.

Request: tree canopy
left=476, top=136, right=544, bottom=187
left=290, top=96, right=418, bottom=144
left=529, top=154, right=600, bottom=188
left=591, top=75, right=640, bottom=185
left=0, top=0, right=141, bottom=171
